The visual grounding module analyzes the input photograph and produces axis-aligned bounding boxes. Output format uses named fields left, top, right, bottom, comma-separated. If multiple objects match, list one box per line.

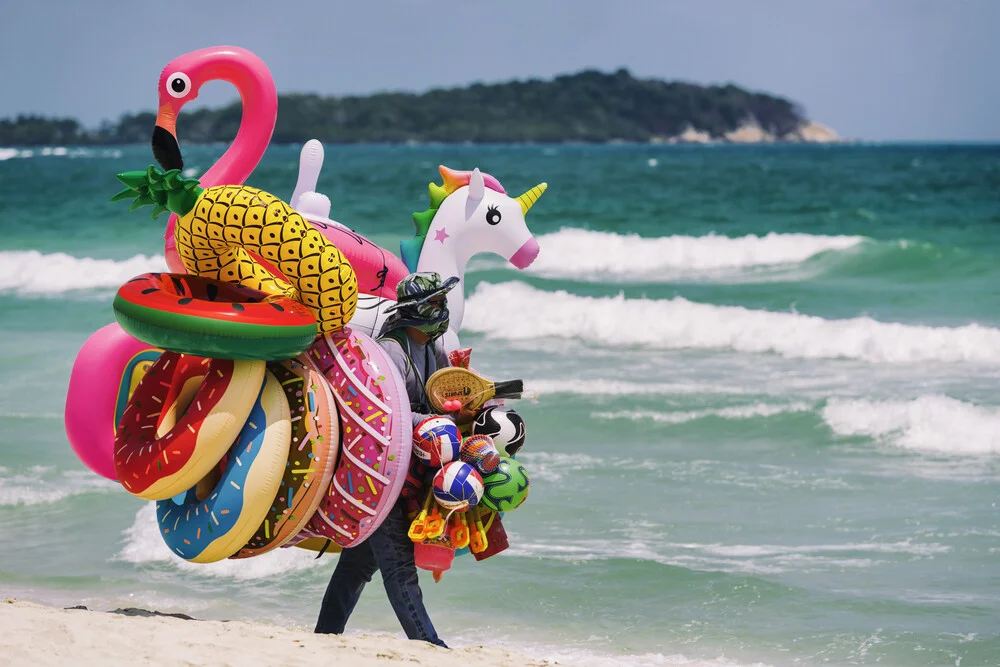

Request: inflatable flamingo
left=155, top=48, right=409, bottom=334
left=65, top=47, right=281, bottom=479
left=65, top=47, right=384, bottom=479
left=152, top=46, right=277, bottom=273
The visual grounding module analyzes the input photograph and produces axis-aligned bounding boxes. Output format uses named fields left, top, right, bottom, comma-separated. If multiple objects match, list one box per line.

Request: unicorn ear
left=468, top=168, right=485, bottom=203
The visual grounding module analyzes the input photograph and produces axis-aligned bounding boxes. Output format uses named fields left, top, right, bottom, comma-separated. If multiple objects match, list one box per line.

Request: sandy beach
left=0, top=598, right=552, bottom=667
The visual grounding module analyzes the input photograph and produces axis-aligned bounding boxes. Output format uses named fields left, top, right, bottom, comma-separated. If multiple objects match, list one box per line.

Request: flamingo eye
left=166, top=72, right=191, bottom=99
left=486, top=205, right=501, bottom=226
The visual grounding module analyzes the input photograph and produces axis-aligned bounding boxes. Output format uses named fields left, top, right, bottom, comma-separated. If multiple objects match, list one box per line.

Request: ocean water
left=1, top=142, right=999, bottom=666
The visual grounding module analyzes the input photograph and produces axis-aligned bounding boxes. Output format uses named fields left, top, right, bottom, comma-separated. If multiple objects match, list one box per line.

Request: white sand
left=1, top=598, right=553, bottom=666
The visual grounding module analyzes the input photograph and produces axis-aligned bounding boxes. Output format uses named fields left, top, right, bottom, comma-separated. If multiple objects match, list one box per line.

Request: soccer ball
left=413, top=416, right=461, bottom=467
left=432, top=461, right=484, bottom=511
left=471, top=407, right=526, bottom=457
left=480, top=458, right=530, bottom=512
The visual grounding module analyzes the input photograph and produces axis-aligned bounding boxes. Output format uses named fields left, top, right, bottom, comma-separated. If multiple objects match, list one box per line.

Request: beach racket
left=425, top=367, right=524, bottom=414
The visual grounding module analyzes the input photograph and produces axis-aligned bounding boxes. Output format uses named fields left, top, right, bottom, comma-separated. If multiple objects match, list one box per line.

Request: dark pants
left=314, top=499, right=447, bottom=647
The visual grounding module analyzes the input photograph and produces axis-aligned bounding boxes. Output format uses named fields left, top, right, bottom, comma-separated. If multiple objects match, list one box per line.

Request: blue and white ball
left=413, top=416, right=461, bottom=467
left=432, top=461, right=484, bottom=511
left=471, top=407, right=526, bottom=457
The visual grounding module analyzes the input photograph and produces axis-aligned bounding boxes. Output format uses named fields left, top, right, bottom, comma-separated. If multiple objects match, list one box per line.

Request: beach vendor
left=315, top=272, right=472, bottom=646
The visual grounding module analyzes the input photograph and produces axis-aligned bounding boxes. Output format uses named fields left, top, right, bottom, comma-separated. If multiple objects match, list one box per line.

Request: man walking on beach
left=315, top=272, right=472, bottom=647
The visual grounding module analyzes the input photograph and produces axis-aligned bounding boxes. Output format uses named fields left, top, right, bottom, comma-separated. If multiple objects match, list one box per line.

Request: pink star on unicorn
left=434, top=227, right=450, bottom=243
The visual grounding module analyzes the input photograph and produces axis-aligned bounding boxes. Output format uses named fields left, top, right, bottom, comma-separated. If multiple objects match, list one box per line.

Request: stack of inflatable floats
left=63, top=46, right=546, bottom=574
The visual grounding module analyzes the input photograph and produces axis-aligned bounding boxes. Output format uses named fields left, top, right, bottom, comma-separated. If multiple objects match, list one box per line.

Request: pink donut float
left=231, top=355, right=340, bottom=558
left=305, top=328, right=411, bottom=548
left=65, top=323, right=161, bottom=481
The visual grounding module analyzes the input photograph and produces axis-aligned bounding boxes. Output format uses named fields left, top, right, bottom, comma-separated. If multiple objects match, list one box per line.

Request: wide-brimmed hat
left=383, top=272, right=460, bottom=313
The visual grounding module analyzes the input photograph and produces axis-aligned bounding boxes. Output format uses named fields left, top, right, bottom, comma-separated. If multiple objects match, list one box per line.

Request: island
left=0, top=68, right=838, bottom=146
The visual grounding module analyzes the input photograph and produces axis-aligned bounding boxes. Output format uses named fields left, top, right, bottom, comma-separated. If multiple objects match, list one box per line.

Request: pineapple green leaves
left=112, top=166, right=203, bottom=219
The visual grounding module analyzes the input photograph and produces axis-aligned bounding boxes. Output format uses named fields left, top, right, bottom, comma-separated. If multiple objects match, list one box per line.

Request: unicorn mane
left=401, top=165, right=506, bottom=272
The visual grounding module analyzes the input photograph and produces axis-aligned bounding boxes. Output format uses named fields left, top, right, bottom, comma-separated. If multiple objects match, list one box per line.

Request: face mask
left=402, top=301, right=450, bottom=340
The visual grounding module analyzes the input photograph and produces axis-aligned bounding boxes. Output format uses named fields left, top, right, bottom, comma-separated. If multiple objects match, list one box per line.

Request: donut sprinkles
left=232, top=355, right=339, bottom=558
left=305, top=328, right=411, bottom=548
left=113, top=351, right=265, bottom=500
left=155, top=371, right=292, bottom=563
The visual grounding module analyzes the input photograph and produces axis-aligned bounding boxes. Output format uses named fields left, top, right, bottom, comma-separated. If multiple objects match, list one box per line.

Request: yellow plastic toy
left=449, top=511, right=470, bottom=550
left=113, top=167, right=358, bottom=333
left=424, top=496, right=446, bottom=540
left=408, top=490, right=435, bottom=542
left=468, top=505, right=489, bottom=554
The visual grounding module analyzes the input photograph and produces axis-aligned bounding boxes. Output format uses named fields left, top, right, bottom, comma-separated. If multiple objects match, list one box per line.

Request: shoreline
left=0, top=598, right=554, bottom=666
left=0, top=134, right=845, bottom=151
left=6, top=140, right=1000, bottom=155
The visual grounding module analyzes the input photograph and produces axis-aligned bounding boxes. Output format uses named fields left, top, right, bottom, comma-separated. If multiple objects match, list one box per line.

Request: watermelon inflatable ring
left=114, top=272, right=317, bottom=360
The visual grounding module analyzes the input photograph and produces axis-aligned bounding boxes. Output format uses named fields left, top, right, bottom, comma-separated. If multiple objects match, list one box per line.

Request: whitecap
left=524, top=229, right=864, bottom=280
left=464, top=282, right=1000, bottom=365
left=115, top=503, right=328, bottom=580
left=823, top=395, right=1000, bottom=455
left=0, top=250, right=167, bottom=295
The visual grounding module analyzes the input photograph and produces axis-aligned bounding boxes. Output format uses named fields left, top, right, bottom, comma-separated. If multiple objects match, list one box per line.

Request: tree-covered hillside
left=1, top=68, right=811, bottom=146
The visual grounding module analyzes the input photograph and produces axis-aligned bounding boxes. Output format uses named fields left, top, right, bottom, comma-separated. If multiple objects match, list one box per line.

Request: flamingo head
left=152, top=46, right=263, bottom=172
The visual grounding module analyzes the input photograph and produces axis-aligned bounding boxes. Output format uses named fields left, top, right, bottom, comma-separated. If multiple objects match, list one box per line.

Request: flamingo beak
left=153, top=103, right=183, bottom=171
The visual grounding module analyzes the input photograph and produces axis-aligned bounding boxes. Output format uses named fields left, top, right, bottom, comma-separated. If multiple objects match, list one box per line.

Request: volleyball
left=432, top=461, right=484, bottom=511
left=413, top=416, right=461, bottom=467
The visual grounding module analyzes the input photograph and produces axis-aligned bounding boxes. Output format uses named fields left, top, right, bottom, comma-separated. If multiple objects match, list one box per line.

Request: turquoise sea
left=1, top=143, right=999, bottom=666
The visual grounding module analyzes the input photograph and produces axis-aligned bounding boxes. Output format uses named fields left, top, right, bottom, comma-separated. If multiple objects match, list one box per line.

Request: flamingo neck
left=163, top=48, right=277, bottom=262
left=198, top=52, right=278, bottom=186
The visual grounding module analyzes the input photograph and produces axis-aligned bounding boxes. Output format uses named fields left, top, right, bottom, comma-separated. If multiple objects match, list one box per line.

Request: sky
left=1, top=0, right=998, bottom=141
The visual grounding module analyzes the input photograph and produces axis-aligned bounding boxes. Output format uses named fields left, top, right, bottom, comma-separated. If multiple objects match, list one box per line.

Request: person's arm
left=379, top=337, right=443, bottom=429
left=433, top=342, right=477, bottom=425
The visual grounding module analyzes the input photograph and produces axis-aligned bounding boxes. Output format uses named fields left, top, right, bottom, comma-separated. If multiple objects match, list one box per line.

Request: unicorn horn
left=516, top=183, right=547, bottom=215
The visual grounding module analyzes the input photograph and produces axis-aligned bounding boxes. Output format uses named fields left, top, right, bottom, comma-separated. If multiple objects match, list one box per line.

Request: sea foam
left=823, top=395, right=1000, bottom=455
left=0, top=147, right=120, bottom=160
left=0, top=250, right=167, bottom=295
left=505, top=533, right=944, bottom=577
left=525, top=229, right=864, bottom=279
left=594, top=402, right=815, bottom=425
left=463, top=281, right=1000, bottom=364
left=0, top=467, right=119, bottom=506
left=525, top=378, right=756, bottom=397
left=116, top=503, right=326, bottom=579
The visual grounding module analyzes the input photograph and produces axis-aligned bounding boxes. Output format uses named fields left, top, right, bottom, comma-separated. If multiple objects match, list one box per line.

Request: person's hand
left=450, top=405, right=478, bottom=426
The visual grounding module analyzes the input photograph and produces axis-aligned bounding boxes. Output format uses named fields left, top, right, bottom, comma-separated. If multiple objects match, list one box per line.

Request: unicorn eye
left=486, top=205, right=501, bottom=226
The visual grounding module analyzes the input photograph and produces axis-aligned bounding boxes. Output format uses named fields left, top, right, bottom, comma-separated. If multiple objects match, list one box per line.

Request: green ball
left=480, top=458, right=529, bottom=512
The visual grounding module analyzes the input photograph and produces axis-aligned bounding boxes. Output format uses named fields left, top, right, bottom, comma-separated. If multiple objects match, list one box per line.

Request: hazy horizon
left=2, top=0, right=998, bottom=142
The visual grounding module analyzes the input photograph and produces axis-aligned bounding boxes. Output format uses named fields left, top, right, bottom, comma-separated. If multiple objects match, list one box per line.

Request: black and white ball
left=471, top=407, right=526, bottom=457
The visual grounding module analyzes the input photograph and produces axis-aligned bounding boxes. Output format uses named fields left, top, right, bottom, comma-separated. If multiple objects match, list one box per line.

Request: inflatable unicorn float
left=64, top=46, right=546, bottom=564
left=288, top=140, right=544, bottom=351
